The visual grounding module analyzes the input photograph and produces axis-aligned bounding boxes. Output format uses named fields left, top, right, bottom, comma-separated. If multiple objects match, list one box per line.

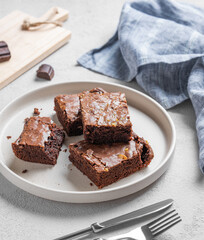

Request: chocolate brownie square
left=54, top=88, right=106, bottom=136
left=54, top=94, right=82, bottom=136
left=80, top=92, right=132, bottom=144
left=69, top=134, right=154, bottom=188
left=12, top=117, right=65, bottom=165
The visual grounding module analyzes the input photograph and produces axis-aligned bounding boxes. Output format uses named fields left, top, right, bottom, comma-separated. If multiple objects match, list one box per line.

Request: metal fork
left=94, top=210, right=181, bottom=240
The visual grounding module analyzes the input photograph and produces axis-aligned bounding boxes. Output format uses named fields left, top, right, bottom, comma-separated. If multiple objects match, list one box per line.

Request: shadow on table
left=0, top=170, right=166, bottom=218
left=168, top=99, right=204, bottom=183
left=168, top=99, right=196, bottom=131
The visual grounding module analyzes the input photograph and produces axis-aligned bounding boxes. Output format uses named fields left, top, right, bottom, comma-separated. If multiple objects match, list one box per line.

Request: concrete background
left=0, top=0, right=204, bottom=239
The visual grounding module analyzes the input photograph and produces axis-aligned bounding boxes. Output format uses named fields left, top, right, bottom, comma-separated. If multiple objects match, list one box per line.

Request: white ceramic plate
left=0, top=81, right=176, bottom=203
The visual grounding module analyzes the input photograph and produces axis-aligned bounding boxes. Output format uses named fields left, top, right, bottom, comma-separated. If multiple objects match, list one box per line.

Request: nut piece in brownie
left=12, top=117, right=65, bottom=165
left=54, top=88, right=106, bottom=136
left=69, top=134, right=154, bottom=188
left=80, top=92, right=132, bottom=144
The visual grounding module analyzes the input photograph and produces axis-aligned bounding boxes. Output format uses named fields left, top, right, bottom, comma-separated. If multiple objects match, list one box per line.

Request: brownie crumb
left=33, top=108, right=40, bottom=115
left=22, top=169, right=28, bottom=173
left=90, top=183, right=93, bottom=186
left=63, top=149, right=67, bottom=153
left=6, top=136, right=12, bottom=139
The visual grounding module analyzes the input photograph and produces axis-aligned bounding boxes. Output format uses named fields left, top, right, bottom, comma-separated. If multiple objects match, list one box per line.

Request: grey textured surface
left=0, top=0, right=204, bottom=239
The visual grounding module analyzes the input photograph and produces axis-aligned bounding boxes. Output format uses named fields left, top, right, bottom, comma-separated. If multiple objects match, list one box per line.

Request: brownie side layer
left=84, top=125, right=132, bottom=144
left=69, top=134, right=154, bottom=188
left=80, top=92, right=132, bottom=144
left=12, top=117, right=65, bottom=165
left=134, top=134, right=154, bottom=167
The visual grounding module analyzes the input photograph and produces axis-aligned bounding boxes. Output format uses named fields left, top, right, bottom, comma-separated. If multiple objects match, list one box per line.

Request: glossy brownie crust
left=54, top=88, right=106, bottom=136
left=12, top=117, right=65, bottom=165
left=80, top=92, right=132, bottom=144
left=69, top=134, right=154, bottom=188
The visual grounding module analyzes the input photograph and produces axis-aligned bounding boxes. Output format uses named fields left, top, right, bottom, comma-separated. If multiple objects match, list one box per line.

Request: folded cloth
left=78, top=0, right=204, bottom=174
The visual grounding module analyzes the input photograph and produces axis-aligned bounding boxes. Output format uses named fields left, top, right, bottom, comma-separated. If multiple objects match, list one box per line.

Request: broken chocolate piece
left=0, top=41, right=11, bottom=63
left=36, top=64, right=54, bottom=80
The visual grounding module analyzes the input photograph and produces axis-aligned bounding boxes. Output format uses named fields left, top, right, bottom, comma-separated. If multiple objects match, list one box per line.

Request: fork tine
left=149, top=212, right=178, bottom=230
left=147, top=209, right=176, bottom=228
left=151, top=217, right=182, bottom=236
left=146, top=209, right=181, bottom=237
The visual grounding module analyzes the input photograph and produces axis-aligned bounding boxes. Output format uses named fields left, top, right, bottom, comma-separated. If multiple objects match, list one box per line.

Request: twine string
left=21, top=8, right=62, bottom=30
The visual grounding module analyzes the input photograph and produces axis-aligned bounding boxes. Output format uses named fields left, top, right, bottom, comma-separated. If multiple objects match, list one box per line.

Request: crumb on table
left=22, top=169, right=28, bottom=173
left=6, top=136, right=12, bottom=139
left=33, top=108, right=40, bottom=115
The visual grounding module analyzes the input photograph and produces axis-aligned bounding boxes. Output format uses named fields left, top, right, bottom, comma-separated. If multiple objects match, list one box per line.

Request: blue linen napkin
left=78, top=0, right=204, bottom=174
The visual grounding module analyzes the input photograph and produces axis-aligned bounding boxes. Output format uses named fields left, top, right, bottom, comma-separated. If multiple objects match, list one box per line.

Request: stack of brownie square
left=55, top=88, right=154, bottom=188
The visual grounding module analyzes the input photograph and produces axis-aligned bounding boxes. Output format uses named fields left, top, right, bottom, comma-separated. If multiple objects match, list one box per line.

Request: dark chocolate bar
left=36, top=64, right=54, bottom=80
left=0, top=41, right=11, bottom=63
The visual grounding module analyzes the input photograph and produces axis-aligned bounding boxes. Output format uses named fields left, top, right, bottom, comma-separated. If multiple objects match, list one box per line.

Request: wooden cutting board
left=0, top=7, right=71, bottom=90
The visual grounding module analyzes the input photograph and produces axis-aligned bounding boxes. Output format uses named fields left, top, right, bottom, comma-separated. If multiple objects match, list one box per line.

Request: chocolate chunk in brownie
left=80, top=92, right=132, bottom=144
left=69, top=134, right=154, bottom=188
left=54, top=88, right=107, bottom=136
left=83, top=87, right=106, bottom=94
left=12, top=117, right=65, bottom=165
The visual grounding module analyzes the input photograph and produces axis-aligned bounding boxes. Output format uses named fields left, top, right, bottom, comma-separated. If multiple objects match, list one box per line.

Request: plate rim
left=0, top=81, right=176, bottom=200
